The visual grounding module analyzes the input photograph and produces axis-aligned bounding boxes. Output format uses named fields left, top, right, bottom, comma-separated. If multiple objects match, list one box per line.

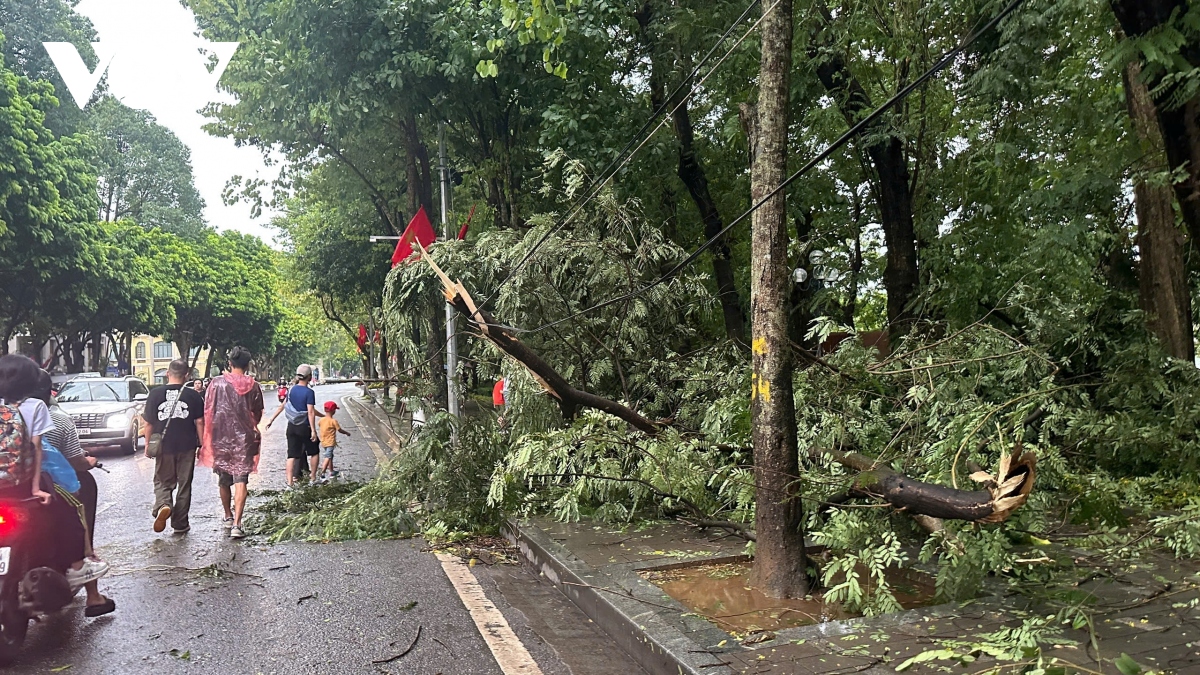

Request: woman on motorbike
left=33, top=370, right=115, bottom=616
left=0, top=355, right=108, bottom=591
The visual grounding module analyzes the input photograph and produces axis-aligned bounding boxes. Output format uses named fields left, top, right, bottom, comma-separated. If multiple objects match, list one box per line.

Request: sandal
left=85, top=596, right=116, bottom=617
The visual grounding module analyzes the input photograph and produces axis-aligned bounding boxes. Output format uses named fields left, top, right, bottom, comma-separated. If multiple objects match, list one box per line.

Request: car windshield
left=56, top=381, right=128, bottom=403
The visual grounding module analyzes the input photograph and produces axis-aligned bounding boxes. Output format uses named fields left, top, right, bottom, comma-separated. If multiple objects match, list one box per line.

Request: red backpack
left=0, top=401, right=30, bottom=486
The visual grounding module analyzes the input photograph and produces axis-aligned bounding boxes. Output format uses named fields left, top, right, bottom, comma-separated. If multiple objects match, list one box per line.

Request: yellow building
left=131, top=336, right=214, bottom=384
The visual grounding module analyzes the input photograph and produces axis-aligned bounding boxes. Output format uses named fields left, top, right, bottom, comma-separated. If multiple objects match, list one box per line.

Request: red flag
left=390, top=206, right=437, bottom=267
left=356, top=324, right=368, bottom=352
left=457, top=204, right=476, bottom=241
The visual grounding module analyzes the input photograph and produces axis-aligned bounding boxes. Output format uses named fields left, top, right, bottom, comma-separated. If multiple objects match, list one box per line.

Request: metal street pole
left=439, top=123, right=459, bottom=418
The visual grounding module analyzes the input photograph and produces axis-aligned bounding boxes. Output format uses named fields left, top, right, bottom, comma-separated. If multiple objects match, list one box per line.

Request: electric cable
left=500, top=0, right=1027, bottom=336
left=477, top=0, right=767, bottom=309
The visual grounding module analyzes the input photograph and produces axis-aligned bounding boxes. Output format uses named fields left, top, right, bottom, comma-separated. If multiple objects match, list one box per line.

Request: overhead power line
left=507, top=0, right=1028, bottom=336
left=478, top=0, right=767, bottom=309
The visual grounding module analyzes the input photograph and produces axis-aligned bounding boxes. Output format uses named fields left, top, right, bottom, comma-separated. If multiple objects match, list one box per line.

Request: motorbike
left=0, top=495, right=78, bottom=665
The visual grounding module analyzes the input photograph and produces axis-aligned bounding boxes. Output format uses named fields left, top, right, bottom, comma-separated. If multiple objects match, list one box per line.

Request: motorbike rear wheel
left=0, top=576, right=28, bottom=665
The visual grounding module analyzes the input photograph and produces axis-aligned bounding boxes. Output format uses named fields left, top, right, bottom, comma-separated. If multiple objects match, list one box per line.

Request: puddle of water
left=639, top=560, right=935, bottom=633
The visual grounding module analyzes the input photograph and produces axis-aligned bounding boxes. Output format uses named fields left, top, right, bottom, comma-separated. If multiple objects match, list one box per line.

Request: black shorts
left=286, top=422, right=320, bottom=459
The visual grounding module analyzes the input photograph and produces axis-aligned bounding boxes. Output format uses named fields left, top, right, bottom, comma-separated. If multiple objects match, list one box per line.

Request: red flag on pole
left=457, top=204, right=476, bottom=241
left=391, top=206, right=437, bottom=267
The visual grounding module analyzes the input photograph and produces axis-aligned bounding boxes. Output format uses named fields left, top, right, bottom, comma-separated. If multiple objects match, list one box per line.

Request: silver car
left=55, top=376, right=149, bottom=454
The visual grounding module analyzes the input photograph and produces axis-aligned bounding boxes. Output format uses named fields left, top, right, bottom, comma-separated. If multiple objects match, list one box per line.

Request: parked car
left=54, top=376, right=149, bottom=454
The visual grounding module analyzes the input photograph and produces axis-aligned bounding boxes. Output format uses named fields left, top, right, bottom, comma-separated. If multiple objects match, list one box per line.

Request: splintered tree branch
left=418, top=247, right=659, bottom=435
left=814, top=445, right=1037, bottom=524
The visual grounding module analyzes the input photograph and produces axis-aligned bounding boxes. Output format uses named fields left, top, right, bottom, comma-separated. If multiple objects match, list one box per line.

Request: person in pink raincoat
left=200, top=347, right=264, bottom=540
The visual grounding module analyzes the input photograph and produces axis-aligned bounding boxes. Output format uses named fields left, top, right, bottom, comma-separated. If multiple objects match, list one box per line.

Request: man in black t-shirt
left=141, top=360, right=205, bottom=534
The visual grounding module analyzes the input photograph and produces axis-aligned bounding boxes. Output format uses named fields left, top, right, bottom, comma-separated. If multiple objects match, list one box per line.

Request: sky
left=71, top=0, right=280, bottom=242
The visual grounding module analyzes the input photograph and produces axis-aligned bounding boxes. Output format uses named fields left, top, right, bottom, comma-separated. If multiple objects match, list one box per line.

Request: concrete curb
left=504, top=519, right=735, bottom=675
left=344, top=395, right=404, bottom=455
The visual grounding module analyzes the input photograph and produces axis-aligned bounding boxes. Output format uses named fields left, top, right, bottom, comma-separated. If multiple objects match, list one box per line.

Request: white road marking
left=436, top=552, right=544, bottom=674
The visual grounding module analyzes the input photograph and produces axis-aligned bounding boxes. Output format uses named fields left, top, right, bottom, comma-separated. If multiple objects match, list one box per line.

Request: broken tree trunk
left=417, top=246, right=659, bottom=435
left=815, top=445, right=1037, bottom=523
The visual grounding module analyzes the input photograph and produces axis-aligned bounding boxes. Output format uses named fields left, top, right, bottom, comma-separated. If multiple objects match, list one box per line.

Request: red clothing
left=200, top=373, right=264, bottom=477
left=492, top=379, right=505, bottom=406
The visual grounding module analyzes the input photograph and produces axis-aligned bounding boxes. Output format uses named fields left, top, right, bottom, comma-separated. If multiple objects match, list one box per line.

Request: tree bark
left=1112, top=0, right=1200, bottom=245
left=809, top=6, right=919, bottom=340
left=1124, top=60, right=1194, bottom=361
left=449, top=294, right=659, bottom=434
left=672, top=96, right=748, bottom=345
left=634, top=4, right=746, bottom=343
left=750, top=0, right=808, bottom=599
left=815, top=446, right=1037, bottom=524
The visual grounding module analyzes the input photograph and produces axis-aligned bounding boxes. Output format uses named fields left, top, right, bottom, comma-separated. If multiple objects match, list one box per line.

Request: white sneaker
left=221, top=517, right=234, bottom=530
left=229, top=525, right=246, bottom=540
left=66, top=559, right=110, bottom=591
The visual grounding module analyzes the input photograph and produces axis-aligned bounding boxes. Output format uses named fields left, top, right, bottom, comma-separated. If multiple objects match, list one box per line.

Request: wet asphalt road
left=0, top=383, right=535, bottom=675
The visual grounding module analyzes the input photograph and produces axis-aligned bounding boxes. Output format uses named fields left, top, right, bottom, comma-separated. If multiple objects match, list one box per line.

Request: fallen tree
left=815, top=446, right=1038, bottom=524
left=417, top=246, right=1037, bottom=526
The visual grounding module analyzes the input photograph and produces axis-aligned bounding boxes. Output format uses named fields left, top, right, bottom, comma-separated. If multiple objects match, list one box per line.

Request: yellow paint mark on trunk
left=752, top=336, right=768, bottom=355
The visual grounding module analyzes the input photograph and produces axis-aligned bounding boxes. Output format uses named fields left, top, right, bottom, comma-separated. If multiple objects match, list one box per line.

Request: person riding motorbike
left=33, top=370, right=115, bottom=617
left=0, top=355, right=107, bottom=590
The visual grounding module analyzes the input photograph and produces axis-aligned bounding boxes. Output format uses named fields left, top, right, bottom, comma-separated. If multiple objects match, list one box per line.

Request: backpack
left=0, top=401, right=30, bottom=486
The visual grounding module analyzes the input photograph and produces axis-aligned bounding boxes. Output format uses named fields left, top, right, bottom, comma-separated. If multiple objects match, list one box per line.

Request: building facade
left=131, top=336, right=213, bottom=384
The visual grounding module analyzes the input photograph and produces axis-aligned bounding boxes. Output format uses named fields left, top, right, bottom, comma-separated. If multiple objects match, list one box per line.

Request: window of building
left=188, top=346, right=200, bottom=359
left=135, top=343, right=146, bottom=361
left=153, top=341, right=173, bottom=359
left=153, top=368, right=167, bottom=385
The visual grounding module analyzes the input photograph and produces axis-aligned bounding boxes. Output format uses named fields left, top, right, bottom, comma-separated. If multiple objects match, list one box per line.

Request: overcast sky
left=73, top=0, right=279, bottom=242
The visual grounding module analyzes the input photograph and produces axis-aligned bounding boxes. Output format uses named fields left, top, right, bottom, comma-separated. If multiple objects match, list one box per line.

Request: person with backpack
left=33, top=369, right=115, bottom=617
left=199, top=347, right=264, bottom=540
left=0, top=355, right=108, bottom=590
left=265, top=364, right=322, bottom=487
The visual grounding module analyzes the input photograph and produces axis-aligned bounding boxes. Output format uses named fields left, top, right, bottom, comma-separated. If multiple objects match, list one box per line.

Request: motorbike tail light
left=0, top=505, right=24, bottom=538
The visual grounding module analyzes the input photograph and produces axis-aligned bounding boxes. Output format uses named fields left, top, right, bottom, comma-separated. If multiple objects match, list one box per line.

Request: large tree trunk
left=817, top=446, right=1036, bottom=524
left=634, top=3, right=745, bottom=342
left=750, top=0, right=808, bottom=599
left=1124, top=60, right=1194, bottom=361
left=1112, top=0, right=1200, bottom=244
left=174, top=334, right=192, bottom=368
left=672, top=96, right=748, bottom=345
left=809, top=6, right=919, bottom=340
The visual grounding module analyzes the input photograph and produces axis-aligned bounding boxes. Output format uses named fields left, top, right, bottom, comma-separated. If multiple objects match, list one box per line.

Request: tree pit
left=639, top=558, right=937, bottom=633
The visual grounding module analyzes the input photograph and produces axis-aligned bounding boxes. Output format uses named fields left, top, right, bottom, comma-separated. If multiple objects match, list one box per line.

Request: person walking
left=200, top=347, right=264, bottom=540
left=142, top=359, right=205, bottom=534
left=265, top=364, right=321, bottom=487
left=315, top=401, right=350, bottom=483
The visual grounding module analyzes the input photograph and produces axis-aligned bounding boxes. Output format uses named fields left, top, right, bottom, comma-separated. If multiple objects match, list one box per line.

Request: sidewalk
left=507, top=517, right=1200, bottom=674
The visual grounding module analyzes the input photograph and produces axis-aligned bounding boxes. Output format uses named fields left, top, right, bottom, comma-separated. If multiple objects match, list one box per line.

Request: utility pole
left=439, top=123, right=460, bottom=418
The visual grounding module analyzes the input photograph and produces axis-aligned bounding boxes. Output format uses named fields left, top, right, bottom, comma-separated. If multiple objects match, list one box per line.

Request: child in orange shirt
left=316, top=401, right=351, bottom=483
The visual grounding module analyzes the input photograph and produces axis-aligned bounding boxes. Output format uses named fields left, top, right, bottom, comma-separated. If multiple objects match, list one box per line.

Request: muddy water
left=640, top=560, right=935, bottom=633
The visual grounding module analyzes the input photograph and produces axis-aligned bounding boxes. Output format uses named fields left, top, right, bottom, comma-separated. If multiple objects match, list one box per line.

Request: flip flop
left=84, top=597, right=116, bottom=618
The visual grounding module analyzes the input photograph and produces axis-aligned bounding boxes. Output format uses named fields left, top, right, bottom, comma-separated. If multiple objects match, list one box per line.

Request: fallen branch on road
left=372, top=625, right=421, bottom=664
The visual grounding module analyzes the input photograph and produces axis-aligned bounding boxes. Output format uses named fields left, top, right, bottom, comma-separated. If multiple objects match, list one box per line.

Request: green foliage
left=251, top=480, right=417, bottom=542
left=254, top=410, right=509, bottom=542
left=88, top=96, right=207, bottom=239
left=815, top=511, right=908, bottom=616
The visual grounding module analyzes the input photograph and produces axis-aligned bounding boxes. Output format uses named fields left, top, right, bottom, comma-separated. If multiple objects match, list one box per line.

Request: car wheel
left=120, top=426, right=137, bottom=455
